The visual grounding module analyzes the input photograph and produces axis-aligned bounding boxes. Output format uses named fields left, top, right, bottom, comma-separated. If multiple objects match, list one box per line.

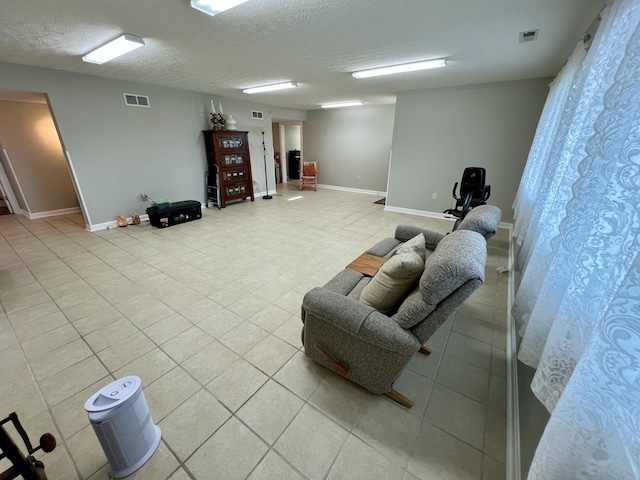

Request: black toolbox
left=146, top=200, right=202, bottom=228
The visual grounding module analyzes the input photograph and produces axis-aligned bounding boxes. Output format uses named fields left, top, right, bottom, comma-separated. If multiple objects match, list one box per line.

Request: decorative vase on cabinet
left=202, top=130, right=254, bottom=208
left=225, top=115, right=238, bottom=130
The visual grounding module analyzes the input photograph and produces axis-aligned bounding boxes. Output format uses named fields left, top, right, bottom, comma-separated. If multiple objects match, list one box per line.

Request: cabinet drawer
left=222, top=168, right=247, bottom=180
left=225, top=183, right=249, bottom=197
left=222, top=153, right=246, bottom=165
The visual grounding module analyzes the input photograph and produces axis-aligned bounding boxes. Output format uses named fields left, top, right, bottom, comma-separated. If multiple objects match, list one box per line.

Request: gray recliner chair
left=301, top=227, right=489, bottom=408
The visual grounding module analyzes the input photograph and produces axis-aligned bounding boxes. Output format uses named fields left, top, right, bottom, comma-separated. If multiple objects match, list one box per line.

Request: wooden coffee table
left=346, top=253, right=387, bottom=277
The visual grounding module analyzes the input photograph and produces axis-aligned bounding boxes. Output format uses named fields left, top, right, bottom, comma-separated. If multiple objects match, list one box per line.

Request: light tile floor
left=0, top=183, right=508, bottom=479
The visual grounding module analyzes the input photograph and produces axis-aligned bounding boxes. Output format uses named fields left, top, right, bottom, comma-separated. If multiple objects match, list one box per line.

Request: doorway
left=0, top=89, right=86, bottom=225
left=0, top=158, right=18, bottom=215
left=271, top=120, right=302, bottom=188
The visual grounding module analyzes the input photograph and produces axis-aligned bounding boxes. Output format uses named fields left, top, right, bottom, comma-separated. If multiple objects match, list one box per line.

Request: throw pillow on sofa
left=395, top=233, right=427, bottom=261
left=359, top=251, right=424, bottom=313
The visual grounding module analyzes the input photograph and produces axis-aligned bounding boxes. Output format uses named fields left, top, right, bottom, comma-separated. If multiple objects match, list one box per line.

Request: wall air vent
left=519, top=29, right=539, bottom=43
left=251, top=110, right=264, bottom=120
left=123, top=93, right=150, bottom=107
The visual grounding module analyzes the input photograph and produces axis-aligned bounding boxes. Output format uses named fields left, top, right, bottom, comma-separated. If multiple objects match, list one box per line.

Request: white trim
left=385, top=150, right=393, bottom=200
left=0, top=154, right=21, bottom=214
left=506, top=223, right=521, bottom=480
left=2, top=148, right=31, bottom=214
left=64, top=151, right=93, bottom=229
left=385, top=205, right=458, bottom=221
left=317, top=184, right=386, bottom=197
left=255, top=189, right=278, bottom=198
left=23, top=207, right=81, bottom=219
left=89, top=214, right=150, bottom=232
left=384, top=204, right=515, bottom=230
left=499, top=221, right=514, bottom=230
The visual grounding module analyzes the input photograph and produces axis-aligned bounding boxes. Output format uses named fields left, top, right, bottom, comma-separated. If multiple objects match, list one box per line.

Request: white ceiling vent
left=123, top=93, right=150, bottom=108
left=519, top=29, right=539, bottom=43
left=251, top=110, right=264, bottom=120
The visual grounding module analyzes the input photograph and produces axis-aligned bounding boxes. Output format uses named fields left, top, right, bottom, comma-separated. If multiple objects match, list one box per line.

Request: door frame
left=0, top=148, right=22, bottom=214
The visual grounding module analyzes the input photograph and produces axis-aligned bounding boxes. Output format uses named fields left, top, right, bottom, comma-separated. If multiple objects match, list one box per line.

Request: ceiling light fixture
left=190, top=0, right=250, bottom=17
left=352, top=58, right=447, bottom=79
left=242, top=82, right=298, bottom=94
left=82, top=34, right=145, bottom=65
left=320, top=101, right=365, bottom=109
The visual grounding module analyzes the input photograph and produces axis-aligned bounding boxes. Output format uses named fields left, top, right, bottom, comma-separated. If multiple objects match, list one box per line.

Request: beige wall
left=0, top=62, right=306, bottom=226
left=0, top=100, right=79, bottom=214
left=389, top=79, right=551, bottom=223
left=303, top=105, right=395, bottom=192
left=284, top=125, right=301, bottom=151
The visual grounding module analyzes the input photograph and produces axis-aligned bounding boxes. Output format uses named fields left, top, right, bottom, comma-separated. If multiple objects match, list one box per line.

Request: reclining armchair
left=301, top=227, right=489, bottom=408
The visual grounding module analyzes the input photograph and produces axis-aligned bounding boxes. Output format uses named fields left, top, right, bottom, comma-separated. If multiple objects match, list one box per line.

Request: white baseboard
left=317, top=184, right=386, bottom=196
left=384, top=205, right=458, bottom=222
left=23, top=206, right=82, bottom=219
left=255, top=189, right=277, bottom=198
left=88, top=214, right=150, bottom=232
left=384, top=205, right=514, bottom=230
left=506, top=223, right=521, bottom=480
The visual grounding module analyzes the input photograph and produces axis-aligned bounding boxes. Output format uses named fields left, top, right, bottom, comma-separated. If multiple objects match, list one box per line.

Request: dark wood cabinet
left=202, top=130, right=254, bottom=208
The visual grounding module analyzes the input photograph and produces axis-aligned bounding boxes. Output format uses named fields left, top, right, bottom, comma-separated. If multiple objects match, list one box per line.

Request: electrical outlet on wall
left=356, top=175, right=361, bottom=180
left=140, top=192, right=148, bottom=201
left=432, top=193, right=438, bottom=200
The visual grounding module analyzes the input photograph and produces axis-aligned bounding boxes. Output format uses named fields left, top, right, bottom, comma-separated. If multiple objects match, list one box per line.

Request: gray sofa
left=300, top=205, right=501, bottom=407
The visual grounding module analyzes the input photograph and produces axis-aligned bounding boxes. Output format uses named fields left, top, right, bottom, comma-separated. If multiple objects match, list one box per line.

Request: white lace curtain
left=511, top=0, right=640, bottom=477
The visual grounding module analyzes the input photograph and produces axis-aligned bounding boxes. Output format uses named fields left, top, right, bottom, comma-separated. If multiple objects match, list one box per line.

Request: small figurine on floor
left=117, top=215, right=128, bottom=227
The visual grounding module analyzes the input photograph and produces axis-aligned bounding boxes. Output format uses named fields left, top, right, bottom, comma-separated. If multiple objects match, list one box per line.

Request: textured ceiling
left=0, top=0, right=604, bottom=110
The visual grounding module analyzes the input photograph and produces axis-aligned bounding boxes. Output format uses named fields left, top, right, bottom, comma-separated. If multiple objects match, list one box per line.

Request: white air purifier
left=84, top=376, right=161, bottom=478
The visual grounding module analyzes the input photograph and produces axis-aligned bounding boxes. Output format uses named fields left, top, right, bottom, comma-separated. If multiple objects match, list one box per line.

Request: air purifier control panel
left=85, top=376, right=141, bottom=412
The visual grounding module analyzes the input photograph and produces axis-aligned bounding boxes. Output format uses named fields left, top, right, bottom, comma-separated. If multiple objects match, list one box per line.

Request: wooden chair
left=299, top=161, right=318, bottom=190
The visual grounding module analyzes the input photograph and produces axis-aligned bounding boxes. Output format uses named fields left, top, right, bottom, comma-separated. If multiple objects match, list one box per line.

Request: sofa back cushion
left=457, top=205, right=502, bottom=240
left=359, top=251, right=424, bottom=313
left=420, top=229, right=486, bottom=306
left=394, top=230, right=486, bottom=328
left=395, top=233, right=427, bottom=261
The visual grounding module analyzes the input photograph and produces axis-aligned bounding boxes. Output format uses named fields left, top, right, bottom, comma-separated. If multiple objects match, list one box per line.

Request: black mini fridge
left=288, top=150, right=301, bottom=180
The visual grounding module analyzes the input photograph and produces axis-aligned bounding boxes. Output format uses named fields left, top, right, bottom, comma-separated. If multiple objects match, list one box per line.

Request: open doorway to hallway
left=271, top=120, right=302, bottom=190
left=0, top=89, right=86, bottom=225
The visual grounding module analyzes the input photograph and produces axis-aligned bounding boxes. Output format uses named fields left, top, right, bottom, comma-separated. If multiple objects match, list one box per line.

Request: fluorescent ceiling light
left=321, top=101, right=364, bottom=109
left=352, top=58, right=447, bottom=79
left=243, top=82, right=298, bottom=94
left=82, top=34, right=145, bottom=65
left=191, top=0, right=250, bottom=16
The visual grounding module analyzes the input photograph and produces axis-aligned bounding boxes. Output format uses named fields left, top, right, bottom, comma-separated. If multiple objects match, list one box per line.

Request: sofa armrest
left=301, top=287, right=421, bottom=393
left=302, top=287, right=419, bottom=355
left=394, top=225, right=445, bottom=251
